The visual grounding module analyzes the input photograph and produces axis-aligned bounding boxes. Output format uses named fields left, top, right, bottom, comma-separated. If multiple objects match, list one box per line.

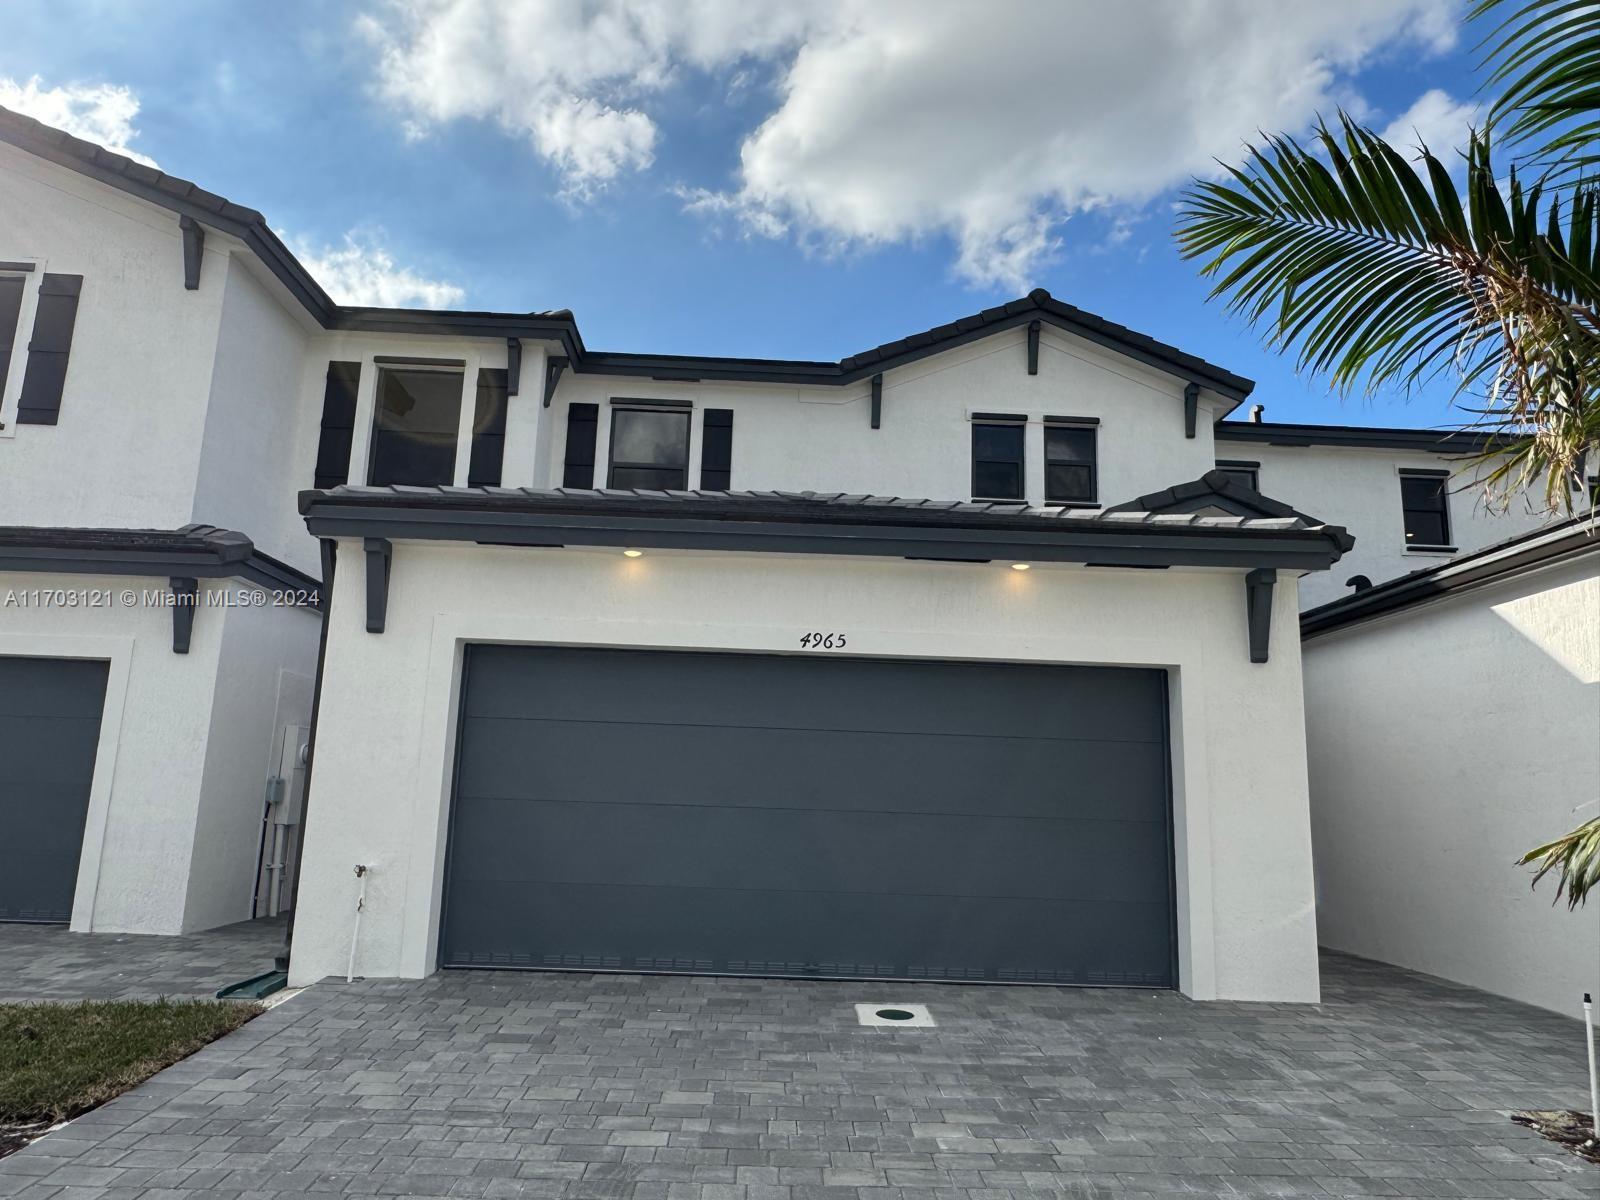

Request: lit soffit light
left=1010, top=562, right=1031, bottom=571
left=622, top=549, right=644, bottom=558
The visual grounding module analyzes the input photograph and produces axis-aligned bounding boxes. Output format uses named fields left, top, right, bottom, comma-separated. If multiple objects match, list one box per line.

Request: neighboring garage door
left=0, top=657, right=109, bottom=923
left=441, top=646, right=1174, bottom=986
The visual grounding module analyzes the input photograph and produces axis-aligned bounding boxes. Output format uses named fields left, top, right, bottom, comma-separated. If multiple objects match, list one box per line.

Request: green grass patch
left=0, top=1000, right=259, bottom=1123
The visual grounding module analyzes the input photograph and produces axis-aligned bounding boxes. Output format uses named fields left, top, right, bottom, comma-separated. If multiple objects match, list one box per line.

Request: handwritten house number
left=799, top=632, right=847, bottom=649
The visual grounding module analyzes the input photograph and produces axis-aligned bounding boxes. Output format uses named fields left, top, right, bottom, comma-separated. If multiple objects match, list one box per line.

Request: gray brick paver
left=0, top=949, right=1593, bottom=1199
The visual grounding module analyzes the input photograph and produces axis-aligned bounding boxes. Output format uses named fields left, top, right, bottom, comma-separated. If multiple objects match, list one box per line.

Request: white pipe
left=1585, top=992, right=1598, bottom=1141
left=266, top=826, right=286, bottom=918
left=347, top=864, right=369, bottom=984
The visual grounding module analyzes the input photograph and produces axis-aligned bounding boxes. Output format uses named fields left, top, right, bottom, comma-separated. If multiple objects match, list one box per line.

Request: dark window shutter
left=562, top=402, right=598, bottom=488
left=700, top=408, right=733, bottom=490
left=16, top=273, right=83, bottom=426
left=312, top=361, right=361, bottom=489
left=469, top=368, right=508, bottom=487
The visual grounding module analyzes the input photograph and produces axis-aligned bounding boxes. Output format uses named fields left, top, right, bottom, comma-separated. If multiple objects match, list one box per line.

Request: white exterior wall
left=0, top=147, right=226, bottom=527
left=1303, top=557, right=1600, bottom=1015
left=290, top=542, right=1321, bottom=1003
left=0, top=572, right=318, bottom=933
left=1235, top=443, right=1554, bottom=607
left=542, top=327, right=1221, bottom=503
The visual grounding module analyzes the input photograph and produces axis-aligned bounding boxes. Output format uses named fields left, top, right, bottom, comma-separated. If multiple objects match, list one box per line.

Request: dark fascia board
left=1, top=106, right=1250, bottom=401
left=299, top=489, right=1350, bottom=570
left=1301, top=516, right=1598, bottom=637
left=0, top=524, right=323, bottom=605
left=1216, top=420, right=1504, bottom=454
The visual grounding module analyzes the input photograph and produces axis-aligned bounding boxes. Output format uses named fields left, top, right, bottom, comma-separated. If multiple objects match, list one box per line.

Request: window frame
left=969, top=412, right=1027, bottom=502
left=365, top=359, right=470, bottom=488
left=1043, top=416, right=1099, bottom=507
left=1215, top=459, right=1260, bottom=491
left=606, top=399, right=693, bottom=491
left=1398, top=468, right=1454, bottom=551
left=0, top=257, right=44, bottom=438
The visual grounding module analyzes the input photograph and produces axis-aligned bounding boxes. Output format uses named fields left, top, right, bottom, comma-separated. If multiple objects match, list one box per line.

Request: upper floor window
left=1399, top=470, right=1452, bottom=549
left=1215, top=460, right=1260, bottom=491
left=0, top=271, right=24, bottom=401
left=368, top=363, right=464, bottom=487
left=971, top=414, right=1025, bottom=501
left=1044, top=419, right=1097, bottom=505
left=609, top=402, right=690, bottom=490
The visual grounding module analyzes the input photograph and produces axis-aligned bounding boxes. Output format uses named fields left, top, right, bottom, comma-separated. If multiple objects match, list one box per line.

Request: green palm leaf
left=1477, top=0, right=1600, bottom=180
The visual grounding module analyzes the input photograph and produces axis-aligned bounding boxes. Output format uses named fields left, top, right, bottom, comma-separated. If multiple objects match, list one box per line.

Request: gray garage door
left=0, top=657, right=109, bottom=923
left=440, top=646, right=1174, bottom=986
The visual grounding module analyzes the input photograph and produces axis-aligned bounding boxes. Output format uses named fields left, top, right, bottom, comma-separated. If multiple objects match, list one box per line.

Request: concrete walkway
left=0, top=951, right=1593, bottom=1198
left=0, top=917, right=285, bottom=1003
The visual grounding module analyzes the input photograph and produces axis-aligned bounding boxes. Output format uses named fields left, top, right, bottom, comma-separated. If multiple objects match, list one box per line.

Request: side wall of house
left=1303, top=557, right=1600, bottom=1016
left=0, top=146, right=226, bottom=527
left=289, top=544, right=1321, bottom=1003
left=1235, top=443, right=1555, bottom=607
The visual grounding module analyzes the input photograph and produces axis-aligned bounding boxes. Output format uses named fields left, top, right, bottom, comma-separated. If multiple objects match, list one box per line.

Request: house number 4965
left=799, top=632, right=847, bottom=649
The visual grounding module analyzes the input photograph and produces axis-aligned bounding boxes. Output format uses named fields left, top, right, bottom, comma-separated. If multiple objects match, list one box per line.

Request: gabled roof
left=0, top=103, right=1250, bottom=399
left=1216, top=420, right=1503, bottom=454
left=1301, top=514, right=1597, bottom=637
left=1105, top=470, right=1355, bottom=552
left=0, top=523, right=320, bottom=593
left=297, top=483, right=1352, bottom=569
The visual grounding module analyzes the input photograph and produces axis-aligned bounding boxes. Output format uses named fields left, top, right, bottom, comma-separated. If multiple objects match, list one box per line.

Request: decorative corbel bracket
left=364, top=537, right=392, bottom=634
left=170, top=576, right=199, bottom=653
left=1184, top=382, right=1200, bottom=439
left=543, top=355, right=569, bottom=408
left=870, top=374, right=883, bottom=429
left=1245, top=567, right=1275, bottom=663
left=179, top=216, right=205, bottom=290
left=506, top=338, right=522, bottom=396
left=1027, top=320, right=1041, bottom=376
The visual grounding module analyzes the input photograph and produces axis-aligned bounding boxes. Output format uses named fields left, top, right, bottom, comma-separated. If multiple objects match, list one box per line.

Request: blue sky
left=3, top=0, right=1495, bottom=428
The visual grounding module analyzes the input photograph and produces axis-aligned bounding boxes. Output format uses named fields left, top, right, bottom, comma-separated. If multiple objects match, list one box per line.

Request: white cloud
left=358, top=0, right=1462, bottom=287
left=1380, top=88, right=1483, bottom=159
left=0, top=75, right=157, bottom=167
left=289, top=232, right=466, bottom=308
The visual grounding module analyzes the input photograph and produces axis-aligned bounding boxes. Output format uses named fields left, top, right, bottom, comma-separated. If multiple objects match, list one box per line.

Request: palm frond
left=1175, top=118, right=1600, bottom=507
left=1476, top=0, right=1600, bottom=180
left=1517, top=816, right=1600, bottom=909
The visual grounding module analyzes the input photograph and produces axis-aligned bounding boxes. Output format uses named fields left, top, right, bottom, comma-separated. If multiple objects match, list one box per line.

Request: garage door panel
left=442, top=879, right=1173, bottom=985
left=450, top=795, right=1169, bottom=903
left=0, top=658, right=109, bottom=924
left=455, top=720, right=1168, bottom=823
left=462, top=646, right=1165, bottom=744
left=442, top=646, right=1173, bottom=986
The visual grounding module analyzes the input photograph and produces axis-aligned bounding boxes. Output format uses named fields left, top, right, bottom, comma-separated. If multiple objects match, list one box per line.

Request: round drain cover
left=874, top=1008, right=916, bottom=1021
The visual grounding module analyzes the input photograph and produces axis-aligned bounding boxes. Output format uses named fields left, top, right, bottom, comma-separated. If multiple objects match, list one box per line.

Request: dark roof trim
left=0, top=105, right=1250, bottom=401
left=299, top=485, right=1351, bottom=570
left=0, top=524, right=323, bottom=605
left=1216, top=420, right=1504, bottom=454
left=1105, top=470, right=1356, bottom=551
left=1301, top=516, right=1597, bottom=637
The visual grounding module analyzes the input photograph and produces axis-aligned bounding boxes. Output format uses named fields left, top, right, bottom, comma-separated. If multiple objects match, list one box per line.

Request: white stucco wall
left=192, top=256, right=316, bottom=574
left=1234, top=442, right=1556, bottom=607
left=0, top=572, right=318, bottom=933
left=290, top=542, right=1321, bottom=1003
left=541, top=327, right=1222, bottom=505
left=1303, top=554, right=1600, bottom=1016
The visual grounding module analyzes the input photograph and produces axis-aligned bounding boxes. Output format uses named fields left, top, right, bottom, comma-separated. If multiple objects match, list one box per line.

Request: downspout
left=274, top=537, right=337, bottom=974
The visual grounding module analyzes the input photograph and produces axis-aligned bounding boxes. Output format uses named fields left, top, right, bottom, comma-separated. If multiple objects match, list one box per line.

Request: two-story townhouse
left=2, top=103, right=1583, bottom=1005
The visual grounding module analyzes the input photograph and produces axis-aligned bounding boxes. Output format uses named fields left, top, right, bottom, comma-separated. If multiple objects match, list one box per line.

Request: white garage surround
left=290, top=540, right=1324, bottom=1002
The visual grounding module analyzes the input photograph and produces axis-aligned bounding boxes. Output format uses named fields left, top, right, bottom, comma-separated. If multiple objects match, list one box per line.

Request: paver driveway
left=0, top=951, right=1592, bottom=1199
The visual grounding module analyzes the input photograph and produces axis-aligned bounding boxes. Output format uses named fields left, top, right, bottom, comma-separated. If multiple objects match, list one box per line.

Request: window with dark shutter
left=1399, top=471, right=1452, bottom=548
left=970, top=415, right=1025, bottom=500
left=313, top=361, right=361, bottom=489
left=562, top=402, right=599, bottom=488
left=0, top=274, right=24, bottom=405
left=16, top=273, right=83, bottom=426
left=700, top=408, right=733, bottom=490
left=368, top=365, right=464, bottom=487
left=1044, top=419, right=1097, bottom=504
left=469, top=368, right=508, bottom=487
